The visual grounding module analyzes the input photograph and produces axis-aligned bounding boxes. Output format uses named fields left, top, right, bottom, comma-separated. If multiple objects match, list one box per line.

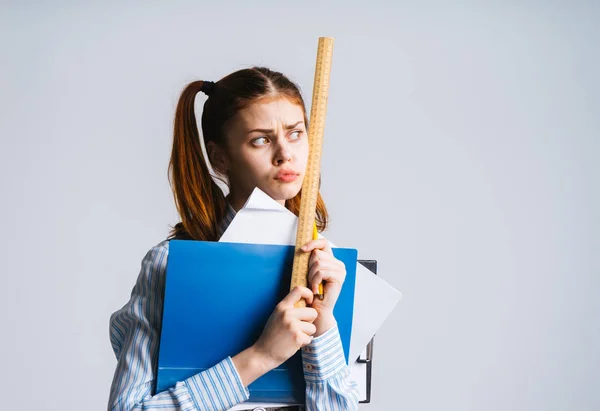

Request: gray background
left=1, top=1, right=598, bottom=410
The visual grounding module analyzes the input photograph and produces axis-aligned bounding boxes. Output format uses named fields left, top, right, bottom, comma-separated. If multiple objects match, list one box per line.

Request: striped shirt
left=108, top=203, right=360, bottom=411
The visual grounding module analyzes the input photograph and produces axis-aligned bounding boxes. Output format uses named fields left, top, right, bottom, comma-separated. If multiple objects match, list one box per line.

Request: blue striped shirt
left=108, top=203, right=359, bottom=410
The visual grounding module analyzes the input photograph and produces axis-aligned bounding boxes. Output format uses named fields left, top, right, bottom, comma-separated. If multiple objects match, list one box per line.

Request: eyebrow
left=248, top=121, right=304, bottom=134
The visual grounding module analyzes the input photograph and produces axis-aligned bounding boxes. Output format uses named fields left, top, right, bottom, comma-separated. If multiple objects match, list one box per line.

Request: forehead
left=234, top=97, right=305, bottom=129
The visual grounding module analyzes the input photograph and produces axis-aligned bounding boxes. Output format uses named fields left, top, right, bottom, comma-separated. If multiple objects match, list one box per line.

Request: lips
left=276, top=170, right=299, bottom=179
left=275, top=169, right=300, bottom=183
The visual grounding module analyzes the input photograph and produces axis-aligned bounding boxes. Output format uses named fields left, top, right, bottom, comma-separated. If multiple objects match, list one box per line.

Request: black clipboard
left=356, top=259, right=376, bottom=404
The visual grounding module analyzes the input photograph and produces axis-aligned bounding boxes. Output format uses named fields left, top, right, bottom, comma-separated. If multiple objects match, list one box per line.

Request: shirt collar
left=216, top=200, right=238, bottom=239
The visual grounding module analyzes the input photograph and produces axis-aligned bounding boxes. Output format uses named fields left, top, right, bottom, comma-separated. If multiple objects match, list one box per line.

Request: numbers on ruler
left=290, top=38, right=334, bottom=305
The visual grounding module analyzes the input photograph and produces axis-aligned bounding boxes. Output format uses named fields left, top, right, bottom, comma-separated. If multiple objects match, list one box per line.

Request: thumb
left=283, top=286, right=314, bottom=307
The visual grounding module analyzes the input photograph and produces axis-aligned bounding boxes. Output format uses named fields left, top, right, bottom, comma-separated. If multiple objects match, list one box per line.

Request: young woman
left=108, top=67, right=359, bottom=411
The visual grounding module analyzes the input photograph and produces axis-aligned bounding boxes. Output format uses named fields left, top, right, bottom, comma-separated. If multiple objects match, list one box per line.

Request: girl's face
left=214, top=97, right=309, bottom=210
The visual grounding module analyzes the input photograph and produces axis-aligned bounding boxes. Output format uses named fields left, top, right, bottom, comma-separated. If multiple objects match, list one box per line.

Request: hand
left=300, top=237, right=346, bottom=335
left=253, top=286, right=318, bottom=369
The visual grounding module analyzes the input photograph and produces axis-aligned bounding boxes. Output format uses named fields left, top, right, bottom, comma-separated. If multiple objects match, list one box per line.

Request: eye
left=252, top=136, right=269, bottom=146
left=289, top=131, right=302, bottom=141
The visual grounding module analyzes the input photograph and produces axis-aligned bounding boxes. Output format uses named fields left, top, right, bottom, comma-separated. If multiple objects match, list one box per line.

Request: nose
left=273, top=140, right=293, bottom=166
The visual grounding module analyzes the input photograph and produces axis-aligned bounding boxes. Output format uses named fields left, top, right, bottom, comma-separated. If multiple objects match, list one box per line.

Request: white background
left=1, top=1, right=598, bottom=410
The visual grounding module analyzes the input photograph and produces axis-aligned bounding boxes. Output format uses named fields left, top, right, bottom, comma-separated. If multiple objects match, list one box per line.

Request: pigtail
left=167, top=81, right=227, bottom=241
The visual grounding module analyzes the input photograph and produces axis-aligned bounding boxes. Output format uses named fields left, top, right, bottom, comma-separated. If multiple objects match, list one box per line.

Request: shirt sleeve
left=301, top=325, right=360, bottom=411
left=108, top=243, right=250, bottom=411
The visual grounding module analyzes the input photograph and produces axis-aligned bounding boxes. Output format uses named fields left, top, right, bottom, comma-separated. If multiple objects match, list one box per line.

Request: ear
left=206, top=141, right=230, bottom=175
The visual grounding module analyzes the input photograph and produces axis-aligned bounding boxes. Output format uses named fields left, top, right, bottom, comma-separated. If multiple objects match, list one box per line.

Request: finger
left=310, top=272, right=324, bottom=295
left=298, top=321, right=317, bottom=336
left=308, top=268, right=326, bottom=295
left=308, top=248, right=324, bottom=267
left=282, top=286, right=314, bottom=307
left=300, top=238, right=329, bottom=253
left=309, top=249, right=337, bottom=270
left=313, top=257, right=345, bottom=279
left=308, top=261, right=336, bottom=284
left=290, top=307, right=319, bottom=322
left=309, top=250, right=336, bottom=273
left=298, top=333, right=314, bottom=348
left=310, top=268, right=346, bottom=295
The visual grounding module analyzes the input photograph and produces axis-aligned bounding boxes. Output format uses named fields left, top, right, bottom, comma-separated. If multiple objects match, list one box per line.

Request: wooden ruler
left=290, top=37, right=334, bottom=308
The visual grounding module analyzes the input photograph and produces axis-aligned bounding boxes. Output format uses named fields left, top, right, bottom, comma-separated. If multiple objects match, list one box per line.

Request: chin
left=267, top=182, right=302, bottom=202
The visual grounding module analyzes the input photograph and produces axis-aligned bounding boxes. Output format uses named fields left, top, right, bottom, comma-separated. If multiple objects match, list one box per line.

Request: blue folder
left=156, top=240, right=357, bottom=403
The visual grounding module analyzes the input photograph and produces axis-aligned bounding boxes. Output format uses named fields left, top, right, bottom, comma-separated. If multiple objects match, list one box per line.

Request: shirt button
left=306, top=364, right=312, bottom=369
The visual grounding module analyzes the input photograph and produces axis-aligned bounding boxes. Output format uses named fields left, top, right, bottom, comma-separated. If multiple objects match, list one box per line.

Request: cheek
left=235, top=152, right=270, bottom=180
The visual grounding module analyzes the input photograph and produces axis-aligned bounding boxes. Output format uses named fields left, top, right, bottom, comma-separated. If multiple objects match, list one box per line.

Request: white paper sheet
left=220, top=187, right=402, bottom=407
